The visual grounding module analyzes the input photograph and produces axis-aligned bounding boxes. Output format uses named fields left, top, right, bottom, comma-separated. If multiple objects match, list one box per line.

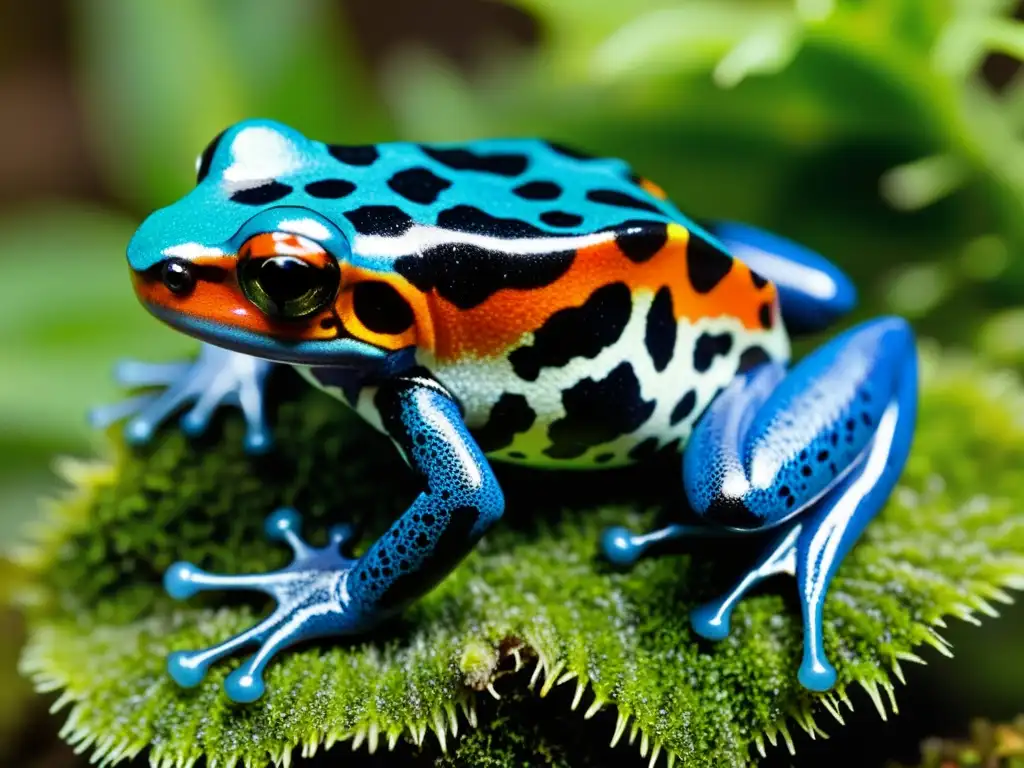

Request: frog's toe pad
left=123, top=415, right=159, bottom=445
left=798, top=655, right=837, bottom=692
left=225, top=666, right=266, bottom=703
left=167, top=650, right=210, bottom=688
left=600, top=526, right=645, bottom=568
left=164, top=562, right=208, bottom=600
left=243, top=426, right=273, bottom=455
left=690, top=603, right=732, bottom=641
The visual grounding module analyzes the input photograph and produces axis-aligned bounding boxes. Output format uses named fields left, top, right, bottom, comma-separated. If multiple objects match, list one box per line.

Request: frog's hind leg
left=603, top=316, right=917, bottom=691
left=703, top=220, right=857, bottom=334
left=696, top=316, right=916, bottom=690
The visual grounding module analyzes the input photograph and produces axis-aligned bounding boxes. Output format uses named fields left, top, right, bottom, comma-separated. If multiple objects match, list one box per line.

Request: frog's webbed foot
left=165, top=508, right=360, bottom=702
left=89, top=343, right=276, bottom=454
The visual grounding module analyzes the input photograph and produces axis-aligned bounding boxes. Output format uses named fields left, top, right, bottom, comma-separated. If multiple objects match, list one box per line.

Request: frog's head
left=125, top=118, right=424, bottom=369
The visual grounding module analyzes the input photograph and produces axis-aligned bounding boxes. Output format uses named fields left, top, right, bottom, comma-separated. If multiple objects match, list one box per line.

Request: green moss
left=17, top=345, right=1024, bottom=768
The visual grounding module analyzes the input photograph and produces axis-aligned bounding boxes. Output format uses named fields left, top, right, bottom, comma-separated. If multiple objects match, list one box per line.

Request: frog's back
left=177, top=122, right=790, bottom=467
left=345, top=136, right=681, bottom=237
left=336, top=138, right=793, bottom=468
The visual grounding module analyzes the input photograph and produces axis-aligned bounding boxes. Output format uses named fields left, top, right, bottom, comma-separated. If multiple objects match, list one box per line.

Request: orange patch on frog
left=335, top=265, right=435, bottom=352
left=132, top=253, right=338, bottom=342
left=428, top=223, right=777, bottom=361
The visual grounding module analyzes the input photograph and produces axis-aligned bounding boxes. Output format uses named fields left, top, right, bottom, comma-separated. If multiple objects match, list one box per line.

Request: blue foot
left=164, top=509, right=362, bottom=701
left=89, top=343, right=276, bottom=455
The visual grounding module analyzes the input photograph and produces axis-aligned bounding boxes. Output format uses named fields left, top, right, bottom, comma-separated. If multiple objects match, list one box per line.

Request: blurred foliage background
left=1, top=0, right=1023, bottom=765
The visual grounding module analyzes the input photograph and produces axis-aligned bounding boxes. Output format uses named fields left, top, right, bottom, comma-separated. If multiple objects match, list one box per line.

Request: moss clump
left=17, top=345, right=1024, bottom=768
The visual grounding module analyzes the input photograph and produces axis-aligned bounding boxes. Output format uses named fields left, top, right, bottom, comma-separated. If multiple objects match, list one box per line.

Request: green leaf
left=586, top=3, right=794, bottom=84
left=74, top=0, right=390, bottom=210
left=0, top=204, right=193, bottom=549
left=17, top=346, right=1024, bottom=767
left=0, top=205, right=192, bottom=447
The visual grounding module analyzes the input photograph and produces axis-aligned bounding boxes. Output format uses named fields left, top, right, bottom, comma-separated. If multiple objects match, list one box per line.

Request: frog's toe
left=164, top=561, right=210, bottom=600
left=123, top=389, right=190, bottom=444
left=87, top=394, right=156, bottom=430
left=113, top=359, right=192, bottom=388
left=167, top=650, right=210, bottom=688
left=689, top=601, right=732, bottom=641
left=123, top=413, right=160, bottom=445
left=600, top=521, right=715, bottom=569
left=327, top=522, right=357, bottom=550
left=224, top=664, right=266, bottom=703
left=243, top=426, right=273, bottom=455
left=798, top=654, right=837, bottom=692
left=600, top=526, right=645, bottom=568
left=237, top=381, right=274, bottom=455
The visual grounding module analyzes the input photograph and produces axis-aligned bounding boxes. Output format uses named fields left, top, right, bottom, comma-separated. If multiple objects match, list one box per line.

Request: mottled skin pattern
left=92, top=119, right=918, bottom=702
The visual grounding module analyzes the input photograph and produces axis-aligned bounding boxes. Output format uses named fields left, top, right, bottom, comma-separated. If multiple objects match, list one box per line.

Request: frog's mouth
left=131, top=258, right=392, bottom=367
left=146, top=303, right=390, bottom=366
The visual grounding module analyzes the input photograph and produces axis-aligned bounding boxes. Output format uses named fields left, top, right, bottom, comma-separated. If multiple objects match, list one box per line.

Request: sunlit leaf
left=0, top=204, right=193, bottom=543
left=589, top=3, right=792, bottom=83
left=74, top=0, right=390, bottom=210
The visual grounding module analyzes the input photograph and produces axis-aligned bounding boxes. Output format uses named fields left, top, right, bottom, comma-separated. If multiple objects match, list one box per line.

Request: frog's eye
left=238, top=233, right=340, bottom=319
left=351, top=282, right=414, bottom=335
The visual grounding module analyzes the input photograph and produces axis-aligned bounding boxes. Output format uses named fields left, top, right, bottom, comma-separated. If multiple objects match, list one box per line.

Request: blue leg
left=603, top=317, right=917, bottom=691
left=704, top=220, right=857, bottom=334
left=89, top=343, right=277, bottom=454
left=164, top=376, right=504, bottom=702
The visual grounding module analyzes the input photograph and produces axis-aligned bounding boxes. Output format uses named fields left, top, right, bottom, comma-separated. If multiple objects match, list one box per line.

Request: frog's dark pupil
left=258, top=256, right=317, bottom=307
left=241, top=254, right=338, bottom=319
left=161, top=259, right=195, bottom=295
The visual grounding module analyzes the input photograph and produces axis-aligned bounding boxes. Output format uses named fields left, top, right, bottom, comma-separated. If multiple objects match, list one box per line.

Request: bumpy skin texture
left=106, top=118, right=917, bottom=700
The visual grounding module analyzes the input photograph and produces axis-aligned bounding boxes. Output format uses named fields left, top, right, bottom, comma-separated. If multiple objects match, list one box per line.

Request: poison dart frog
left=91, top=119, right=917, bottom=702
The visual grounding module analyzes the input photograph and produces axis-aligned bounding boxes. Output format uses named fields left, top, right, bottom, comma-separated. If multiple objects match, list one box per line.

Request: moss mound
left=17, top=345, right=1024, bottom=767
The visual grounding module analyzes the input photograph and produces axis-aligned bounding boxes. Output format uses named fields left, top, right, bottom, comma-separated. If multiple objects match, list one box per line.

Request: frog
left=91, top=118, right=917, bottom=703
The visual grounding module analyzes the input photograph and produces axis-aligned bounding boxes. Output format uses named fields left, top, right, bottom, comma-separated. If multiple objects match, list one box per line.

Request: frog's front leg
left=603, top=317, right=917, bottom=690
left=163, top=375, right=504, bottom=702
left=89, top=342, right=277, bottom=453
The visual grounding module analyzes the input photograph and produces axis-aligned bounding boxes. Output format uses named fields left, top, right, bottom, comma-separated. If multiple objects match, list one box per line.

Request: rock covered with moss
left=15, top=346, right=1024, bottom=768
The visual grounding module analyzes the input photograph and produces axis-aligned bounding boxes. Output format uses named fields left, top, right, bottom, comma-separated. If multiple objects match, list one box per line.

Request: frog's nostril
left=161, top=258, right=195, bottom=296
